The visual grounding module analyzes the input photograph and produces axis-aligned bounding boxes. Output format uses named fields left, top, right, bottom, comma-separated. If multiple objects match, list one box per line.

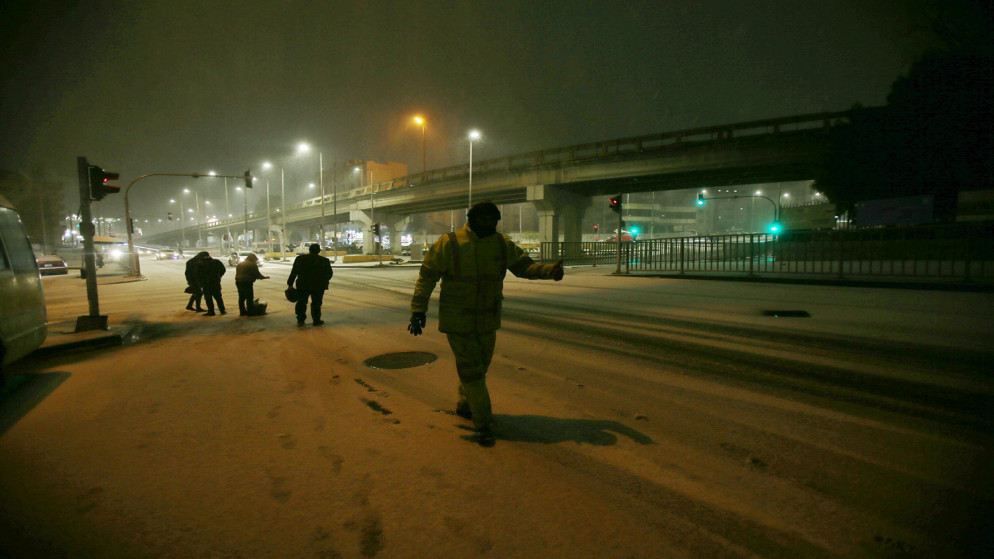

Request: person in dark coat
left=185, top=251, right=208, bottom=312
left=196, top=252, right=227, bottom=316
left=235, top=253, right=269, bottom=316
left=287, top=243, right=333, bottom=326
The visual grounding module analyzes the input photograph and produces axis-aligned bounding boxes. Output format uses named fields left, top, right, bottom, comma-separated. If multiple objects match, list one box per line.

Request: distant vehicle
left=36, top=254, right=69, bottom=275
left=155, top=249, right=181, bottom=260
left=93, top=235, right=126, bottom=262
left=605, top=232, right=635, bottom=242
left=228, top=251, right=262, bottom=267
left=0, top=194, right=47, bottom=386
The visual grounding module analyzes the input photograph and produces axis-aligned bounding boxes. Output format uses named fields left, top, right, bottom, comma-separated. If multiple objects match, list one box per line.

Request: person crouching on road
left=407, top=201, right=564, bottom=447
left=287, top=243, right=333, bottom=326
left=235, top=253, right=269, bottom=316
left=196, top=252, right=227, bottom=316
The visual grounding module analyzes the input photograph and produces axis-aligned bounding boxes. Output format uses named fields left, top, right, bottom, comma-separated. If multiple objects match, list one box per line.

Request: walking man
left=408, top=201, right=564, bottom=446
left=287, top=243, right=333, bottom=326
left=235, top=253, right=269, bottom=316
left=196, top=252, right=227, bottom=316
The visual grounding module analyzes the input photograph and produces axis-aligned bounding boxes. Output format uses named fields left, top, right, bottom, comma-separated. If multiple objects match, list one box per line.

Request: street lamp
left=183, top=188, right=203, bottom=247
left=208, top=171, right=232, bottom=251
left=468, top=129, right=481, bottom=211
left=262, top=162, right=273, bottom=255
left=170, top=198, right=185, bottom=247
left=281, top=167, right=287, bottom=261
left=235, top=186, right=248, bottom=248
left=413, top=116, right=426, bottom=173
left=297, top=142, right=328, bottom=255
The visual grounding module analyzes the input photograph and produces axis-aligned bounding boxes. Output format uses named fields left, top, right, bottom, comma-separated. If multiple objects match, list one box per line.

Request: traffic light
left=696, top=193, right=706, bottom=206
left=372, top=223, right=380, bottom=236
left=767, top=221, right=783, bottom=234
left=630, top=225, right=640, bottom=238
left=168, top=212, right=173, bottom=221
left=593, top=225, right=598, bottom=232
left=608, top=195, right=622, bottom=213
left=88, top=165, right=120, bottom=201
left=244, top=170, right=252, bottom=189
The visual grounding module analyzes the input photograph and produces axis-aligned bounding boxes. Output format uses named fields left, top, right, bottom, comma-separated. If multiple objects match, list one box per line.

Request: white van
left=0, top=194, right=47, bottom=386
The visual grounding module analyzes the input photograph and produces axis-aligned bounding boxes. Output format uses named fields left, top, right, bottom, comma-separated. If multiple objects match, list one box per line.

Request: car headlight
left=109, top=249, right=122, bottom=260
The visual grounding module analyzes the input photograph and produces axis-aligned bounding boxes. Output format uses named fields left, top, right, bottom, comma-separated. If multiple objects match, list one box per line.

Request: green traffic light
left=768, top=222, right=782, bottom=233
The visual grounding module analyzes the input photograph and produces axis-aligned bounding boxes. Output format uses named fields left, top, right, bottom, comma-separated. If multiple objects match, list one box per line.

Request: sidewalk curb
left=31, top=328, right=125, bottom=358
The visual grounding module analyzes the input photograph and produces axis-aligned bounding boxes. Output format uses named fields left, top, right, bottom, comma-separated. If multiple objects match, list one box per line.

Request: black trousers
left=203, top=284, right=225, bottom=314
left=186, top=287, right=203, bottom=310
left=295, top=289, right=325, bottom=322
left=236, top=282, right=255, bottom=314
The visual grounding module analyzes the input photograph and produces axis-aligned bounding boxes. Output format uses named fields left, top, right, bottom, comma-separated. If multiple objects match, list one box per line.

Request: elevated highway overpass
left=144, top=109, right=853, bottom=252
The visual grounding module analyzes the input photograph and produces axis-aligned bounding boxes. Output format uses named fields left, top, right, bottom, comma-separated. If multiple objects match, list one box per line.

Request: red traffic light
left=88, top=165, right=120, bottom=201
left=608, top=195, right=622, bottom=213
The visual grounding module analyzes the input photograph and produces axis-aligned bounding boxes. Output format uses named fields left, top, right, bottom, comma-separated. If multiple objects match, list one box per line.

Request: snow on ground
left=1, top=260, right=992, bottom=557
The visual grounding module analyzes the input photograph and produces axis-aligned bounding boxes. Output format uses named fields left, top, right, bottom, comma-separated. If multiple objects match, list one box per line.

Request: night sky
left=1, top=1, right=939, bottom=216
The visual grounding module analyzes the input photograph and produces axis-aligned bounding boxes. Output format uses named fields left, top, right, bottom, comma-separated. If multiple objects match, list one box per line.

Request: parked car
left=228, top=251, right=262, bottom=267
left=1, top=195, right=47, bottom=386
left=36, top=254, right=69, bottom=275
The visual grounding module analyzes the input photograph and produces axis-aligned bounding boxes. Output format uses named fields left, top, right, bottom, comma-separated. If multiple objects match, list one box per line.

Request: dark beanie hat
left=467, top=200, right=501, bottom=220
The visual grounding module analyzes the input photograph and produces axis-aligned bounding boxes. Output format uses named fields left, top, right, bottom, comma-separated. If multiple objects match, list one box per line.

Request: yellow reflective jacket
left=411, top=224, right=557, bottom=333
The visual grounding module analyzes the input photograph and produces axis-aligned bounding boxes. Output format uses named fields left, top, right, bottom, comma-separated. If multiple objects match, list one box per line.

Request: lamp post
left=236, top=186, right=248, bottom=248
left=414, top=116, right=426, bottom=173
left=468, top=129, right=481, bottom=211
left=331, top=157, right=337, bottom=262
left=170, top=198, right=185, bottom=247
left=184, top=188, right=203, bottom=248
left=224, top=178, right=231, bottom=249
left=262, top=162, right=273, bottom=255
left=281, top=168, right=287, bottom=261
left=297, top=142, right=326, bottom=253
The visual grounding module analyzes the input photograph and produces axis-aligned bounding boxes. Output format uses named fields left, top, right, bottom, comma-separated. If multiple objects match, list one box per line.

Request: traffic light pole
left=124, top=171, right=253, bottom=279
left=615, top=206, right=623, bottom=275
left=76, top=156, right=105, bottom=332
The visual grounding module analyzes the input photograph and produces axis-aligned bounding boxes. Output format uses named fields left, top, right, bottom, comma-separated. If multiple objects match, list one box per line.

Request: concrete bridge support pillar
left=560, top=193, right=591, bottom=244
left=528, top=185, right=559, bottom=246
left=387, top=215, right=411, bottom=254
left=350, top=210, right=374, bottom=254
left=527, top=185, right=591, bottom=261
left=350, top=210, right=404, bottom=255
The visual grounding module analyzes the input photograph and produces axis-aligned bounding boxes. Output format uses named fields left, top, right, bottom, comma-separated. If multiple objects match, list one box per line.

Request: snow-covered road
left=2, top=259, right=991, bottom=557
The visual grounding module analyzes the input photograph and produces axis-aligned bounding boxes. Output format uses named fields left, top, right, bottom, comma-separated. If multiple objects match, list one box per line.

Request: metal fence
left=541, top=222, right=994, bottom=282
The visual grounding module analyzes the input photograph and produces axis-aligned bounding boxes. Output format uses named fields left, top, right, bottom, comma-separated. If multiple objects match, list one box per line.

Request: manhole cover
left=364, top=351, right=438, bottom=369
left=762, top=310, right=811, bottom=318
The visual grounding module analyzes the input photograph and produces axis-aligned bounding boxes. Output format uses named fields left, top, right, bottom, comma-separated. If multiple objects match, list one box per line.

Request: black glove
left=408, top=312, right=427, bottom=336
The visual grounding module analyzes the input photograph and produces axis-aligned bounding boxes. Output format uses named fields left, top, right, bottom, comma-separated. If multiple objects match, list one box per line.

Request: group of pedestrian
left=177, top=201, right=563, bottom=448
left=183, top=245, right=332, bottom=324
left=184, top=251, right=270, bottom=317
